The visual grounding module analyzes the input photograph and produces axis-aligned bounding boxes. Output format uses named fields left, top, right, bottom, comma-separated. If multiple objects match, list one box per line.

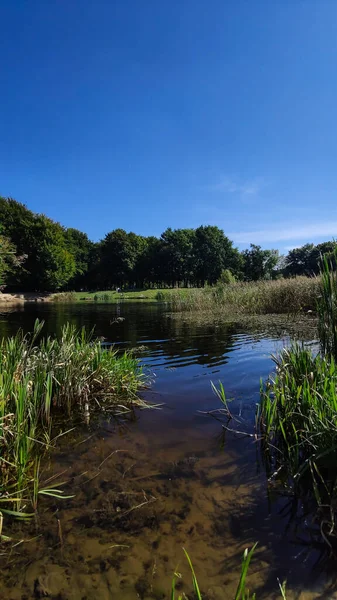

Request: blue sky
left=1, top=1, right=337, bottom=252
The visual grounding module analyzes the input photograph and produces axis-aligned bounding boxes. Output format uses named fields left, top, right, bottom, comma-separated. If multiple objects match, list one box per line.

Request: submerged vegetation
left=0, top=320, right=146, bottom=538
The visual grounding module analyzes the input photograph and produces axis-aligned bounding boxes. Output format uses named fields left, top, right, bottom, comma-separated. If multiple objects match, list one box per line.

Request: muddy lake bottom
left=0, top=302, right=335, bottom=599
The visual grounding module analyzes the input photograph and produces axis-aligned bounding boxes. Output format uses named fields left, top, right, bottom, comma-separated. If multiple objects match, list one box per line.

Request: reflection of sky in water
left=0, top=303, right=315, bottom=421
left=0, top=303, right=295, bottom=417
left=0, top=303, right=334, bottom=600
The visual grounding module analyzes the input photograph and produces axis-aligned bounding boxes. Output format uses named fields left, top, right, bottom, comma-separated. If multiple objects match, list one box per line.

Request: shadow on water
left=0, top=302, right=335, bottom=599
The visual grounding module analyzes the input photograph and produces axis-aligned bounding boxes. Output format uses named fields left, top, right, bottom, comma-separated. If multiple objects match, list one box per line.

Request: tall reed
left=317, top=251, right=337, bottom=358
left=159, top=277, right=320, bottom=315
left=257, top=252, right=337, bottom=544
left=0, top=320, right=146, bottom=533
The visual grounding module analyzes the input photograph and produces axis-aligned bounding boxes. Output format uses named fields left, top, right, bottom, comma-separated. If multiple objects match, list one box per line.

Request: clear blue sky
left=1, top=1, right=337, bottom=252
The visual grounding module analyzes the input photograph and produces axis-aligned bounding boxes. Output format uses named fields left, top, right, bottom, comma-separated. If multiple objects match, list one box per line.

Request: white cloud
left=229, top=222, right=337, bottom=244
left=208, top=176, right=265, bottom=196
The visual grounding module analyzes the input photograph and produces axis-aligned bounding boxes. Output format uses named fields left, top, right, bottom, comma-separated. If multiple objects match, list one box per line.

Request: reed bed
left=258, top=253, right=337, bottom=545
left=158, top=277, right=320, bottom=315
left=0, top=320, right=146, bottom=535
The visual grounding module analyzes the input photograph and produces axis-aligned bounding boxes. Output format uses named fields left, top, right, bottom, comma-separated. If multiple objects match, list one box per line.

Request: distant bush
left=51, top=291, right=77, bottom=302
left=217, top=269, right=237, bottom=285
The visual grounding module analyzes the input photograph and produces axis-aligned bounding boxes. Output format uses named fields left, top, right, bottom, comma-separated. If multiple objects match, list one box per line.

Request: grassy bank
left=52, top=288, right=190, bottom=303
left=158, top=277, right=320, bottom=315
left=0, top=320, right=146, bottom=539
left=13, top=277, right=320, bottom=315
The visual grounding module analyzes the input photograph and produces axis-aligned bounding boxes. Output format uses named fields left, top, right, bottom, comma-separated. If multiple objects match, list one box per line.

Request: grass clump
left=258, top=252, right=337, bottom=545
left=51, top=291, right=77, bottom=302
left=0, top=320, right=146, bottom=534
left=160, top=277, right=320, bottom=315
left=318, top=253, right=337, bottom=358
left=260, top=346, right=337, bottom=487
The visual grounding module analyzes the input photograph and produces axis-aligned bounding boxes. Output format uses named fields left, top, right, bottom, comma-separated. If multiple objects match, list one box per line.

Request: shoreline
left=0, top=292, right=52, bottom=304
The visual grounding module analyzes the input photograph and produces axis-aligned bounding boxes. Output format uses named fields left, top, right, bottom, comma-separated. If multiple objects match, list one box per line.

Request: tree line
left=0, top=197, right=336, bottom=292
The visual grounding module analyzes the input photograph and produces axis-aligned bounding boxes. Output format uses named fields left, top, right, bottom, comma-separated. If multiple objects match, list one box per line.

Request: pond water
left=0, top=302, right=334, bottom=599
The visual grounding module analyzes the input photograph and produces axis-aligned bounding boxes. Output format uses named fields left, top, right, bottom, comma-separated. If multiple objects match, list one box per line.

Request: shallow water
left=0, top=302, right=334, bottom=599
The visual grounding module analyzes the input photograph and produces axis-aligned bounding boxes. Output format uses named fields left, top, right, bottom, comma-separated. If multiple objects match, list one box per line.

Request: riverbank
left=0, top=292, right=52, bottom=304
left=0, top=277, right=321, bottom=316
left=52, top=289, right=194, bottom=302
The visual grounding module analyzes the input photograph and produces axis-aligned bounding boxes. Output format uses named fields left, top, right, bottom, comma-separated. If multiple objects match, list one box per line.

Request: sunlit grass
left=0, top=320, right=147, bottom=538
left=158, top=277, right=320, bottom=315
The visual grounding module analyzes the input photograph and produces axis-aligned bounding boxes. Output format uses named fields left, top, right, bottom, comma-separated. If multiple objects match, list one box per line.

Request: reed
left=317, top=251, right=337, bottom=358
left=159, top=277, right=320, bottom=315
left=0, top=320, right=146, bottom=535
left=171, top=546, right=287, bottom=599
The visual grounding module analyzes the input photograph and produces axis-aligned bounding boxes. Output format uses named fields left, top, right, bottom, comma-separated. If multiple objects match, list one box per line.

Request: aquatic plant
left=171, top=546, right=287, bottom=599
left=0, top=320, right=147, bottom=536
left=258, top=344, right=337, bottom=542
left=256, top=254, right=337, bottom=546
left=159, top=277, right=320, bottom=315
left=318, top=250, right=337, bottom=359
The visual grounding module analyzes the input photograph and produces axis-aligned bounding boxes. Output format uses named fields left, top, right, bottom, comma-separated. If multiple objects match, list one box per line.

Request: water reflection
left=0, top=302, right=333, bottom=599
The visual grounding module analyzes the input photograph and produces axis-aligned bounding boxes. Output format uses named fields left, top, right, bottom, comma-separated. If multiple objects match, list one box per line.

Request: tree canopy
left=0, top=196, right=334, bottom=291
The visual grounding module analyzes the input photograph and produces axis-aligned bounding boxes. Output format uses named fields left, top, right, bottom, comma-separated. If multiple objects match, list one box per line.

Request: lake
left=0, top=302, right=333, bottom=599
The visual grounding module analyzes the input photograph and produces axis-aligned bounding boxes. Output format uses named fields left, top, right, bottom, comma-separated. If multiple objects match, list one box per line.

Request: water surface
left=0, top=303, right=333, bottom=599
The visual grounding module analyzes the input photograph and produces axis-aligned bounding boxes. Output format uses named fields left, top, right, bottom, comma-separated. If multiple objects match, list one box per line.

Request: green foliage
left=1, top=195, right=337, bottom=293
left=0, top=234, right=24, bottom=288
left=259, top=344, right=337, bottom=543
left=242, top=244, right=279, bottom=281
left=0, top=198, right=76, bottom=291
left=64, top=228, right=94, bottom=288
left=218, top=268, right=237, bottom=285
left=318, top=250, right=337, bottom=359
left=193, top=225, right=240, bottom=285
left=171, top=545, right=286, bottom=599
left=0, top=320, right=146, bottom=534
left=285, top=241, right=337, bottom=277
left=161, top=277, right=320, bottom=314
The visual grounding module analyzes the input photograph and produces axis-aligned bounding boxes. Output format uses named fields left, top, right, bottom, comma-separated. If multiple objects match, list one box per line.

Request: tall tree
left=0, top=235, right=25, bottom=289
left=159, top=228, right=195, bottom=287
left=192, top=226, right=240, bottom=286
left=64, top=228, right=94, bottom=288
left=242, top=244, right=279, bottom=281
left=283, top=243, right=336, bottom=277
left=99, top=229, right=147, bottom=288
left=31, top=216, right=76, bottom=291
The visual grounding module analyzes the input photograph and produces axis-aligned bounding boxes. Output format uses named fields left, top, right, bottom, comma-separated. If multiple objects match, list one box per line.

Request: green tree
left=159, top=228, right=195, bottom=287
left=242, top=244, right=279, bottom=281
left=31, top=216, right=76, bottom=290
left=284, top=243, right=315, bottom=277
left=64, top=228, right=94, bottom=288
left=0, top=235, right=24, bottom=289
left=99, top=229, right=147, bottom=288
left=192, top=226, right=240, bottom=286
left=0, top=198, right=76, bottom=291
